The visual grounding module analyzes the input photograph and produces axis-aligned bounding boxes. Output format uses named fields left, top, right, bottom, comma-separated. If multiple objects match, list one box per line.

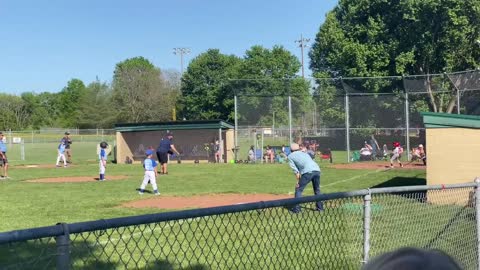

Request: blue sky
left=0, top=0, right=338, bottom=94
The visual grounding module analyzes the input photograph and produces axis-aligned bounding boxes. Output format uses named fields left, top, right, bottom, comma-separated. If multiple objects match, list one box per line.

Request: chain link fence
left=1, top=181, right=479, bottom=269
left=234, top=70, right=480, bottom=162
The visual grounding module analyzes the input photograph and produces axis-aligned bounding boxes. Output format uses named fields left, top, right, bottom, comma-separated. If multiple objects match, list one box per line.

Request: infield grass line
left=321, top=167, right=386, bottom=188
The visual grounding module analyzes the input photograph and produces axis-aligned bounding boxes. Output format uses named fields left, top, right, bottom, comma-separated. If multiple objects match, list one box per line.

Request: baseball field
left=2, top=142, right=478, bottom=270
left=0, top=141, right=426, bottom=232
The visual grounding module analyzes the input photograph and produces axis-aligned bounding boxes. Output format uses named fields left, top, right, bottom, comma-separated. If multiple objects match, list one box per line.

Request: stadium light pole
left=173, top=47, right=191, bottom=73
left=295, top=34, right=310, bottom=78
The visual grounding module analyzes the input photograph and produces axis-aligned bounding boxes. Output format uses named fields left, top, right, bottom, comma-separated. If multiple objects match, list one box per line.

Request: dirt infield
left=14, top=164, right=77, bottom=169
left=26, top=175, right=129, bottom=183
left=331, top=162, right=426, bottom=170
left=122, top=193, right=292, bottom=210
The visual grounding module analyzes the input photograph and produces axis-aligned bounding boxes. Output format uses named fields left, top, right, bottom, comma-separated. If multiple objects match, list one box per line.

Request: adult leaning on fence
left=288, top=143, right=323, bottom=213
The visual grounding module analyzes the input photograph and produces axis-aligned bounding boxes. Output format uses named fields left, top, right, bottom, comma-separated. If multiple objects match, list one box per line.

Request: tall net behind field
left=342, top=77, right=406, bottom=154
left=234, top=70, right=480, bottom=163
left=447, top=70, right=480, bottom=115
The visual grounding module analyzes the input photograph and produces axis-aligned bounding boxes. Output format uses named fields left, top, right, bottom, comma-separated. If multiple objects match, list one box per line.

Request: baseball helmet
left=100, top=141, right=108, bottom=148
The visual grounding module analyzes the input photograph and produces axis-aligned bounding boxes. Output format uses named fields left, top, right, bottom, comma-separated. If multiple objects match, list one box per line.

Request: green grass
left=0, top=163, right=425, bottom=232
left=6, top=151, right=467, bottom=270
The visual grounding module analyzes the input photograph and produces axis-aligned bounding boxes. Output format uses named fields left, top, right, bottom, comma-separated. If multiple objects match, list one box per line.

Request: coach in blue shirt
left=156, top=132, right=180, bottom=175
left=288, top=143, right=323, bottom=212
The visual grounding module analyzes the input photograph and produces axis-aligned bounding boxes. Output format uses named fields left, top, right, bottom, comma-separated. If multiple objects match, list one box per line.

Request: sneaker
left=154, top=192, right=160, bottom=196
left=138, top=191, right=144, bottom=195
left=390, top=165, right=394, bottom=168
left=56, top=165, right=61, bottom=167
left=400, top=164, right=404, bottom=168
left=64, top=165, right=68, bottom=168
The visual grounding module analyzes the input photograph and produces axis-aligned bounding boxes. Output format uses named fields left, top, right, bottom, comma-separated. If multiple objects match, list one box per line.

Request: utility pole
left=295, top=34, right=310, bottom=78
left=173, top=47, right=191, bottom=73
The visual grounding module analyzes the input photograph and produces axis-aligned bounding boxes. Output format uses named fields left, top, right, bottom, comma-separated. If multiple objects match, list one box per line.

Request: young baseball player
left=56, top=141, right=67, bottom=167
left=0, top=132, right=8, bottom=178
left=139, top=149, right=160, bottom=195
left=99, top=141, right=108, bottom=181
left=390, top=142, right=404, bottom=168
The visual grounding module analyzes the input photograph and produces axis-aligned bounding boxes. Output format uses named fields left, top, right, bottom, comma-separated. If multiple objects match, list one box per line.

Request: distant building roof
left=115, top=119, right=234, bottom=132
left=422, top=112, right=480, bottom=129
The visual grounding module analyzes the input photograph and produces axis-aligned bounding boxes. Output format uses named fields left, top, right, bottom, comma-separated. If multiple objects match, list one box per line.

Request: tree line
left=1, top=0, right=479, bottom=130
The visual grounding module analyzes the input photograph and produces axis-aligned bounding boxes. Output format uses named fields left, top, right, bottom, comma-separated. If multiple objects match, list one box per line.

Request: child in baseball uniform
left=390, top=142, right=404, bottom=168
left=56, top=141, right=67, bottom=167
left=139, top=149, right=160, bottom=195
left=99, top=141, right=108, bottom=181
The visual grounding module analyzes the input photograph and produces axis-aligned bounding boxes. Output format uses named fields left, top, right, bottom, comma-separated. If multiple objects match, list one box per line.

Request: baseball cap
left=145, top=149, right=154, bottom=156
left=418, top=144, right=424, bottom=148
left=166, top=132, right=173, bottom=137
left=290, top=143, right=300, bottom=151
left=65, top=131, right=70, bottom=135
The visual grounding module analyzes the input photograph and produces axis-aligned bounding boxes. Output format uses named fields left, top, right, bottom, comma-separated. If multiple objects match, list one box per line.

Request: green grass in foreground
left=0, top=163, right=424, bottom=231
left=0, top=162, right=437, bottom=270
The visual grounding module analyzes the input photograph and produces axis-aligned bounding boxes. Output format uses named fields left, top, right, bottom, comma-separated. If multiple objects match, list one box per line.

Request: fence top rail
left=0, top=181, right=477, bottom=244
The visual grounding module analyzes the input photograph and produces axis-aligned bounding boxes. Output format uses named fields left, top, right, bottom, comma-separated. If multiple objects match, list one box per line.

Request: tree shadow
left=370, top=176, right=427, bottom=203
left=145, top=260, right=210, bottom=270
left=370, top=176, right=426, bottom=189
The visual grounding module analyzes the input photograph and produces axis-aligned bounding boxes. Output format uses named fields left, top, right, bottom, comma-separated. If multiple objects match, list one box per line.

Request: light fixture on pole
left=173, top=47, right=191, bottom=73
left=295, top=34, right=310, bottom=78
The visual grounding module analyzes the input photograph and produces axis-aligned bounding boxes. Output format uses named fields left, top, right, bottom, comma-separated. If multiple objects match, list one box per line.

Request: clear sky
left=0, top=0, right=338, bottom=94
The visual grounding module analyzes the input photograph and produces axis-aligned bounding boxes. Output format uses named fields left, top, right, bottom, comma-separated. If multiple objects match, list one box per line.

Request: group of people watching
left=247, top=142, right=319, bottom=164
left=357, top=134, right=426, bottom=166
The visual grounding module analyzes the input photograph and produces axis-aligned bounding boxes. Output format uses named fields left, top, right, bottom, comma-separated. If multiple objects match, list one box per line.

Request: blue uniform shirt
left=157, top=138, right=172, bottom=153
left=0, top=140, right=6, bottom=152
left=99, top=149, right=107, bottom=160
left=288, top=150, right=321, bottom=175
left=58, top=144, right=66, bottom=154
left=143, top=158, right=157, bottom=171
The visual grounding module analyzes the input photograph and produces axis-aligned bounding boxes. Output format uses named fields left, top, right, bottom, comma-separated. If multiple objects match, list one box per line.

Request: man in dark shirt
left=61, top=131, right=73, bottom=163
left=156, top=132, right=180, bottom=175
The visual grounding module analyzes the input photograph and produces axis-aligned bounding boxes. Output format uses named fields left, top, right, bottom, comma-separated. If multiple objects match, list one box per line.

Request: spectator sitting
left=360, top=142, right=373, bottom=161
left=248, top=145, right=255, bottom=163
left=264, top=145, right=275, bottom=163
left=411, top=144, right=426, bottom=165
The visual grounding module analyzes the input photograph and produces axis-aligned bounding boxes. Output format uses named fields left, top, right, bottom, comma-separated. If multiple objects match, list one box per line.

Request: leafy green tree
left=112, top=57, right=174, bottom=123
left=21, top=92, right=54, bottom=129
left=179, top=49, right=241, bottom=121
left=310, top=0, right=480, bottom=113
left=77, top=80, right=116, bottom=128
left=58, top=79, right=88, bottom=127
left=235, top=45, right=310, bottom=127
left=0, top=94, right=29, bottom=130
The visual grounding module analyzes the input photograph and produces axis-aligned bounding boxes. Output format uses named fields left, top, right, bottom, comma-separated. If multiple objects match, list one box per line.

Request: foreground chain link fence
left=1, top=181, right=479, bottom=270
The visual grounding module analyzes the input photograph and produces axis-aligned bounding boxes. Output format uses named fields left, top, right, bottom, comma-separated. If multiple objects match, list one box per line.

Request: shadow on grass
left=370, top=176, right=426, bottom=189
left=146, top=260, right=210, bottom=270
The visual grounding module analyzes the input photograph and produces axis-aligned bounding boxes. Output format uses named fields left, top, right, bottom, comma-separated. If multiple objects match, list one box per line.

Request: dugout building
left=422, top=112, right=480, bottom=186
left=115, top=120, right=234, bottom=164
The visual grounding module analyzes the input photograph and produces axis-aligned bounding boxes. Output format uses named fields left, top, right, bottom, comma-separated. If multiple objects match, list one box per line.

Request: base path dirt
left=122, top=193, right=292, bottom=210
left=330, top=162, right=426, bottom=170
left=14, top=164, right=78, bottom=169
left=26, top=175, right=129, bottom=183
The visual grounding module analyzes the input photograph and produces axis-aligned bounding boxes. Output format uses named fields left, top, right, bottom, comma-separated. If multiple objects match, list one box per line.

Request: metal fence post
left=20, top=139, right=25, bottom=161
left=234, top=95, right=238, bottom=161
left=56, top=223, right=70, bottom=270
left=474, top=177, right=480, bottom=270
left=405, top=91, right=410, bottom=161
left=288, top=95, right=292, bottom=143
left=345, top=93, right=351, bottom=163
left=363, top=191, right=372, bottom=265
